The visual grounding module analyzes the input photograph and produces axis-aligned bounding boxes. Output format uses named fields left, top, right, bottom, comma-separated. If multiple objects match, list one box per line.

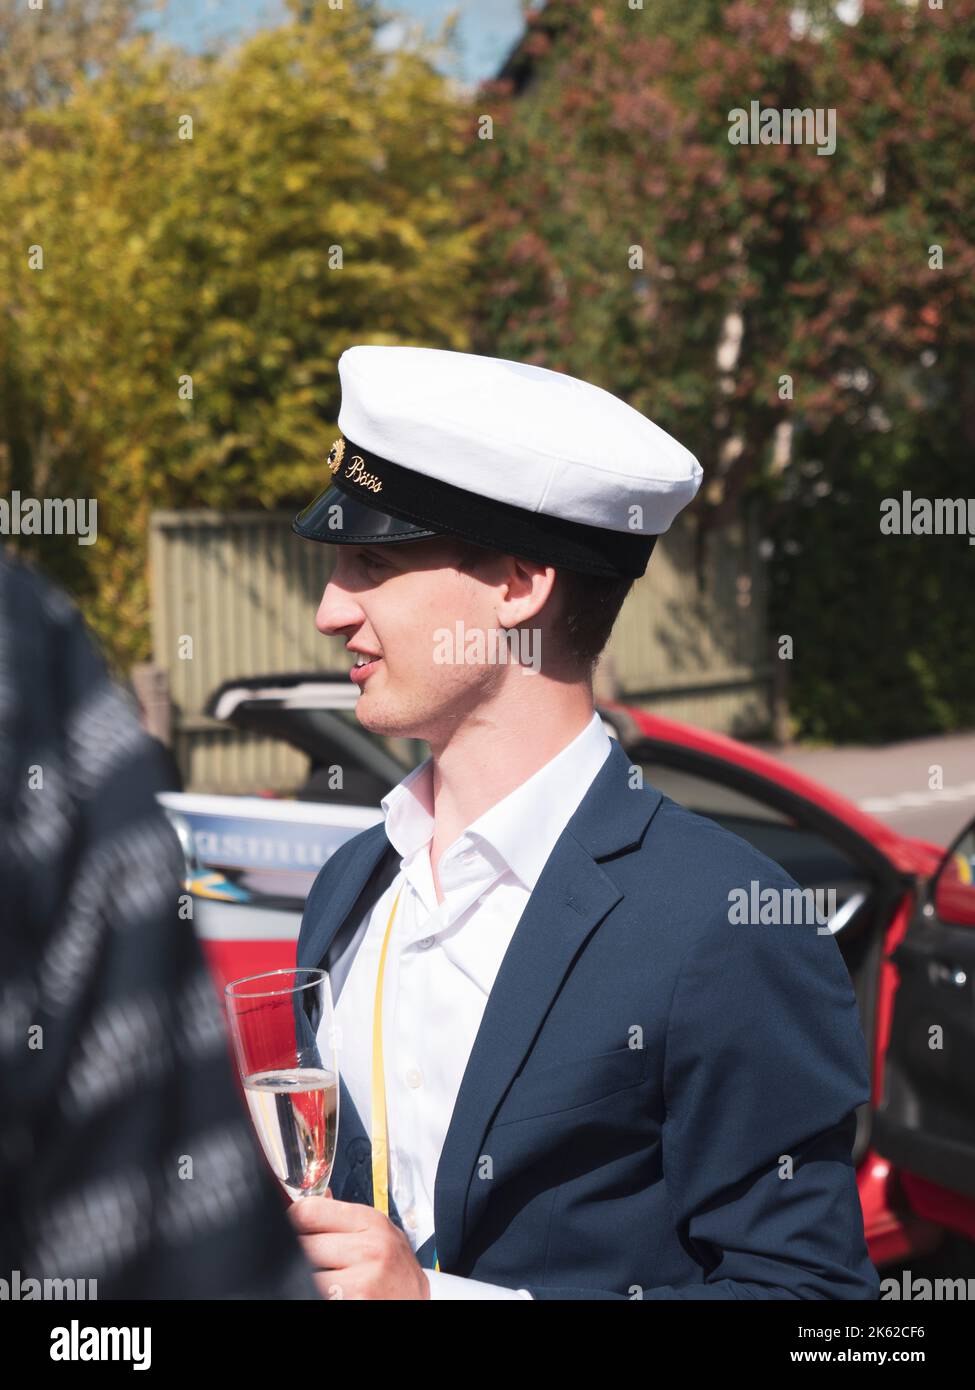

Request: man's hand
left=287, top=1190, right=431, bottom=1300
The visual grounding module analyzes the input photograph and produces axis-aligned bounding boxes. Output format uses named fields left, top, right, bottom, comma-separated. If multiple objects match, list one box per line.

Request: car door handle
left=926, top=961, right=968, bottom=988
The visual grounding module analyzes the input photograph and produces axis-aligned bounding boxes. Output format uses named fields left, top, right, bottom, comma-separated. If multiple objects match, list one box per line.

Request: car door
left=872, top=815, right=975, bottom=1221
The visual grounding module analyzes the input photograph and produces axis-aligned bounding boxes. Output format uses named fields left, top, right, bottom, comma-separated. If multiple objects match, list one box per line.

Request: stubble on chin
left=356, top=670, right=485, bottom=745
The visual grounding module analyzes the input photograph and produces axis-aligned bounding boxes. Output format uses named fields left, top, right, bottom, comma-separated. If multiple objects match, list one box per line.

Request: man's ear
left=499, top=556, right=557, bottom=625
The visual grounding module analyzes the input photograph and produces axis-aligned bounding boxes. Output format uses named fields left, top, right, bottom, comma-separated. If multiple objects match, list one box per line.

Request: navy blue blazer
left=296, top=738, right=880, bottom=1300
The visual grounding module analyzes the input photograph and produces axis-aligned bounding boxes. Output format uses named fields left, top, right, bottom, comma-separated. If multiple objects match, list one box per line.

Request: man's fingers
left=287, top=1194, right=374, bottom=1235
left=296, top=1231, right=378, bottom=1271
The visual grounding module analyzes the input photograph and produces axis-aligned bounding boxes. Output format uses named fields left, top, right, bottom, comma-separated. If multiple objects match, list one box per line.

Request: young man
left=288, top=345, right=879, bottom=1301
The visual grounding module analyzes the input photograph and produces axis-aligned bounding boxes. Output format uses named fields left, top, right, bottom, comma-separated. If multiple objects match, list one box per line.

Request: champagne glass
left=225, top=967, right=339, bottom=1202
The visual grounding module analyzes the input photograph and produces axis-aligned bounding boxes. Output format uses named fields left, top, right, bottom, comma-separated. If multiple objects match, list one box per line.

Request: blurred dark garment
left=0, top=549, right=319, bottom=1300
left=145, top=733, right=184, bottom=793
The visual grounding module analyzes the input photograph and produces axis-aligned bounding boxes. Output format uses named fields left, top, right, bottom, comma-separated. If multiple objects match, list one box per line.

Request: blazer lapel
left=432, top=739, right=662, bottom=1273
left=297, top=822, right=393, bottom=973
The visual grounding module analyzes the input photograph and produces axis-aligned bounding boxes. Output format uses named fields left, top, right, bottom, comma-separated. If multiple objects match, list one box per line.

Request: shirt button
left=417, top=936, right=435, bottom=950
left=405, top=1067, right=423, bottom=1088
left=404, top=1209, right=418, bottom=1230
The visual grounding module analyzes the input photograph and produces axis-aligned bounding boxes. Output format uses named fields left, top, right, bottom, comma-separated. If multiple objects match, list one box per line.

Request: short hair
left=555, top=566, right=636, bottom=673
left=447, top=537, right=635, bottom=675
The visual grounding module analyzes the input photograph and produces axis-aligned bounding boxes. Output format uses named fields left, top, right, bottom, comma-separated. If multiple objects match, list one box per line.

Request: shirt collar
left=380, top=711, right=614, bottom=890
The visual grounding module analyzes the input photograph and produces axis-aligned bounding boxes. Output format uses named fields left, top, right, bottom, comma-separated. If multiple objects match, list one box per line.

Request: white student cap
left=293, top=345, right=703, bottom=578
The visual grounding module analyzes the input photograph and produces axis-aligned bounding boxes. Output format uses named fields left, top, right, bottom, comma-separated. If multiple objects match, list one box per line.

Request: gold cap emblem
left=326, top=437, right=345, bottom=475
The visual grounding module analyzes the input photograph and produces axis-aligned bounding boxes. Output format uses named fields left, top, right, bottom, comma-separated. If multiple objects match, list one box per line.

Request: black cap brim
left=291, top=481, right=441, bottom=545
left=293, top=437, right=657, bottom=577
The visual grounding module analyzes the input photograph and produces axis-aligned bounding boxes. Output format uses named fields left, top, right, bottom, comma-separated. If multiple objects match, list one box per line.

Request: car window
left=328, top=709, right=429, bottom=777
left=212, top=705, right=428, bottom=804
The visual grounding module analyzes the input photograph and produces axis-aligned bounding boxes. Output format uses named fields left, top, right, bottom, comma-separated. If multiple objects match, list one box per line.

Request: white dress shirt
left=331, top=710, right=614, bottom=1299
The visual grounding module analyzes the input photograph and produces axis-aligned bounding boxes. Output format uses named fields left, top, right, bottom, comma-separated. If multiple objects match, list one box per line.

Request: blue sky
left=149, top=0, right=529, bottom=86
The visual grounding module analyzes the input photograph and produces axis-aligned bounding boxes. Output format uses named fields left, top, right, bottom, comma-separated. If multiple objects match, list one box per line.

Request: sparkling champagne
left=243, top=1067, right=338, bottom=1200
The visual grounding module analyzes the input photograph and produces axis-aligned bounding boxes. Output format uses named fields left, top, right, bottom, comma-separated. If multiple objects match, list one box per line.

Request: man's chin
left=353, top=693, right=412, bottom=740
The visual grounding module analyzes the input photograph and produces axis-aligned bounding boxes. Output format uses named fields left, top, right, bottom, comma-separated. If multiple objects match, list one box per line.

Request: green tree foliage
left=0, top=0, right=151, bottom=145
left=0, top=0, right=476, bottom=669
left=471, top=0, right=975, bottom=739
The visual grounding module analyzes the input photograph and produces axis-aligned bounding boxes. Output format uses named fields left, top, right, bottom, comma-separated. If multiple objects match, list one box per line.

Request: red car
left=162, top=674, right=975, bottom=1280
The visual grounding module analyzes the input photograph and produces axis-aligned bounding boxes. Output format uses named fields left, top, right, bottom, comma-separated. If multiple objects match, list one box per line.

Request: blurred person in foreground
left=0, top=547, right=319, bottom=1300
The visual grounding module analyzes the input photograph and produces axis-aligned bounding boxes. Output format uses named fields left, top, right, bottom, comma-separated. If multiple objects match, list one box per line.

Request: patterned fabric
left=0, top=550, right=319, bottom=1299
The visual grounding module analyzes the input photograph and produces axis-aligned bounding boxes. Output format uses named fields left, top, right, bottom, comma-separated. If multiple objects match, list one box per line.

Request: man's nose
left=315, top=574, right=364, bottom=637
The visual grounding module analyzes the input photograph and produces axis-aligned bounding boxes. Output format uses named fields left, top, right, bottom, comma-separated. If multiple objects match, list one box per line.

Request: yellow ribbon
left=370, top=881, right=440, bottom=1272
